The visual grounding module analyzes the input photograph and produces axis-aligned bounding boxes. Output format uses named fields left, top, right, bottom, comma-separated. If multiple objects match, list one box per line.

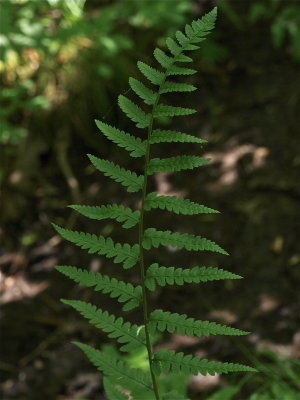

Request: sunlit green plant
left=53, top=7, right=256, bottom=400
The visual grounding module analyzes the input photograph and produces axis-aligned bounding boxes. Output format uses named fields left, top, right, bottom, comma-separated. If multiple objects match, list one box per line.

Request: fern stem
left=138, top=47, right=187, bottom=398
left=138, top=92, right=162, bottom=400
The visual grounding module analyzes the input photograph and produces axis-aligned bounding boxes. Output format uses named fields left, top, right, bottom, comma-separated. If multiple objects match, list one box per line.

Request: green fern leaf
left=55, top=266, right=142, bottom=311
left=87, top=154, right=143, bottom=193
left=118, top=95, right=150, bottom=128
left=154, top=105, right=196, bottom=118
left=144, top=192, right=218, bottom=215
left=166, top=37, right=181, bottom=56
left=69, top=204, right=140, bottom=229
left=52, top=224, right=140, bottom=269
left=145, top=263, right=242, bottom=291
left=148, top=156, right=210, bottom=174
left=129, top=77, right=156, bottom=106
left=150, top=130, right=206, bottom=144
left=185, top=43, right=201, bottom=50
left=176, top=53, right=193, bottom=63
left=142, top=228, right=228, bottom=255
left=95, top=120, right=146, bottom=158
left=159, top=82, right=197, bottom=94
left=103, top=377, right=130, bottom=400
left=184, top=24, right=194, bottom=38
left=153, top=349, right=257, bottom=376
left=137, top=61, right=164, bottom=85
left=175, top=31, right=189, bottom=46
left=149, top=309, right=249, bottom=337
left=62, top=300, right=146, bottom=351
left=153, top=48, right=172, bottom=69
left=164, top=8, right=216, bottom=58
left=74, top=342, right=153, bottom=395
left=167, top=65, right=197, bottom=76
left=190, top=8, right=217, bottom=40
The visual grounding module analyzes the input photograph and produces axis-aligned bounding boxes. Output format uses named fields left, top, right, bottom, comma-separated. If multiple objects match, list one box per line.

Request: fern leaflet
left=153, top=48, right=172, bottom=69
left=167, top=65, right=197, bottom=76
left=129, top=77, right=157, bottom=106
left=69, top=204, right=140, bottom=229
left=143, top=228, right=229, bottom=255
left=153, top=349, right=257, bottom=376
left=150, top=129, right=207, bottom=144
left=145, top=263, right=242, bottom=291
left=52, top=224, right=139, bottom=269
left=118, top=95, right=151, bottom=128
left=148, top=156, right=210, bottom=174
left=95, top=120, right=146, bottom=157
left=137, top=61, right=164, bottom=85
left=144, top=192, right=219, bottom=215
left=166, top=37, right=181, bottom=56
left=88, top=154, right=143, bottom=193
left=159, top=81, right=197, bottom=94
left=149, top=309, right=249, bottom=336
left=154, top=105, right=196, bottom=118
left=74, top=342, right=153, bottom=395
left=55, top=266, right=142, bottom=311
left=62, top=300, right=145, bottom=351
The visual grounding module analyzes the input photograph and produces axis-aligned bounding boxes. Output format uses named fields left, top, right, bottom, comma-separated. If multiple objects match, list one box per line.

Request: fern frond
left=62, top=300, right=145, bottom=352
left=87, top=154, right=143, bottom=193
left=55, top=266, right=142, bottom=311
left=74, top=342, right=153, bottom=395
left=69, top=204, right=140, bottom=229
left=129, top=78, right=156, bottom=106
left=154, top=105, right=196, bottom=118
left=160, top=82, right=197, bottom=94
left=118, top=95, right=150, bottom=128
left=52, top=225, right=140, bottom=269
left=153, top=349, right=257, bottom=376
left=148, top=156, right=210, bottom=174
left=145, top=263, right=242, bottom=291
left=143, top=228, right=228, bottom=255
left=137, top=61, right=164, bottom=85
left=95, top=120, right=146, bottom=158
left=149, top=309, right=249, bottom=337
left=103, top=377, right=130, bottom=400
left=54, top=9, right=256, bottom=396
left=150, top=130, right=206, bottom=144
left=144, top=192, right=219, bottom=215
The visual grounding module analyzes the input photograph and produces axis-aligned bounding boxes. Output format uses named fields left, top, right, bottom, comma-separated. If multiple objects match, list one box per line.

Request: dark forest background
left=0, top=0, right=299, bottom=399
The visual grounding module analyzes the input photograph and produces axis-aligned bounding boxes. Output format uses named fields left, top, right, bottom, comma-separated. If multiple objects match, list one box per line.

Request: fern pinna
left=53, top=8, right=256, bottom=400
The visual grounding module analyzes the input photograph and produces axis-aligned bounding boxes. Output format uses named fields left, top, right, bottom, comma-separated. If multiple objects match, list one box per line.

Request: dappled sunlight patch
left=204, top=142, right=269, bottom=189
left=209, top=309, right=238, bottom=325
left=189, top=371, right=220, bottom=391
left=0, top=272, right=48, bottom=304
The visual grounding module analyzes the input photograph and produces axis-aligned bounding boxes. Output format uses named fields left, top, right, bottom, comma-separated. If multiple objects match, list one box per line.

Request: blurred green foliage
left=0, top=0, right=192, bottom=144
left=1, top=0, right=299, bottom=144
left=207, top=351, right=300, bottom=400
left=220, top=0, right=300, bottom=61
